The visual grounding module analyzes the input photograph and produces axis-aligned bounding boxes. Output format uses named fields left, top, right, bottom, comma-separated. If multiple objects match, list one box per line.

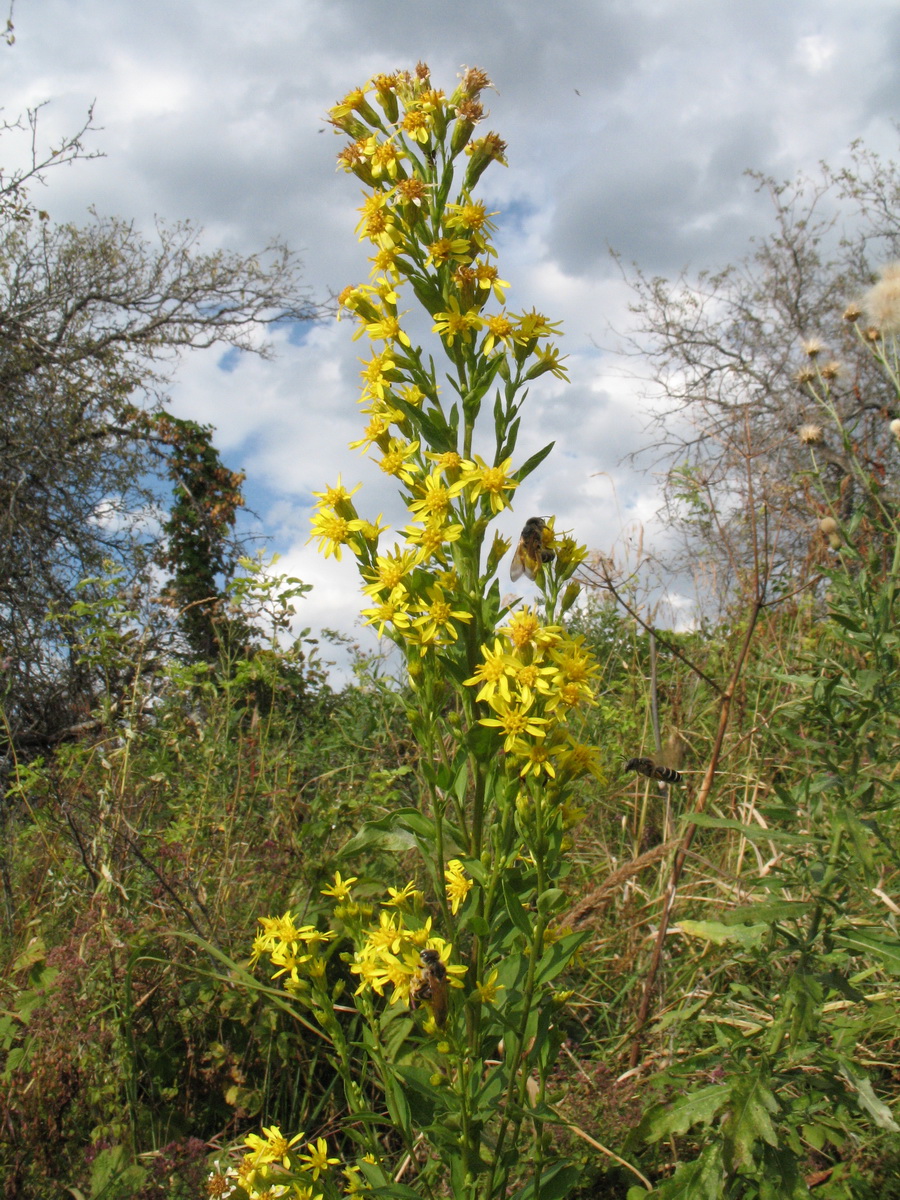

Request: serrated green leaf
left=724, top=1074, right=779, bottom=1168
left=653, top=1143, right=724, bottom=1200
left=636, top=1084, right=731, bottom=1142
left=838, top=1064, right=900, bottom=1131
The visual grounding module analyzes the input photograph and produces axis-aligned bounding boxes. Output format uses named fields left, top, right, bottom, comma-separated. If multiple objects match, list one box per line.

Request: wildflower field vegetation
left=2, top=63, right=900, bottom=1200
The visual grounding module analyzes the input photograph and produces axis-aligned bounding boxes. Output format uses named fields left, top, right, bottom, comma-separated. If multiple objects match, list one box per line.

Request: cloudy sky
left=6, top=0, right=900, bottom=678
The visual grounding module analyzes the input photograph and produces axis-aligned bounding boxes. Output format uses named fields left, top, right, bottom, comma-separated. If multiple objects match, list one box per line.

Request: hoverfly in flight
left=623, top=756, right=683, bottom=785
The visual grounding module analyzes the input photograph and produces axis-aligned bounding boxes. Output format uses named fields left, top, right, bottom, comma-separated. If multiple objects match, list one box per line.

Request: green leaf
left=511, top=1163, right=581, bottom=1200
left=536, top=887, right=566, bottom=916
left=839, top=811, right=876, bottom=874
left=678, top=919, right=768, bottom=948
left=834, top=930, right=900, bottom=974
left=688, top=813, right=811, bottom=845
left=723, top=1074, right=779, bottom=1168
left=534, top=930, right=589, bottom=987
left=636, top=1084, right=732, bottom=1143
left=337, top=808, right=456, bottom=858
left=365, top=1183, right=425, bottom=1200
left=501, top=876, right=536, bottom=937
left=337, top=813, right=419, bottom=857
left=722, top=901, right=813, bottom=926
left=513, top=440, right=555, bottom=485
left=838, top=1063, right=900, bottom=1131
left=383, top=1074, right=413, bottom=1139
left=653, top=1144, right=724, bottom=1200
left=88, top=1145, right=148, bottom=1199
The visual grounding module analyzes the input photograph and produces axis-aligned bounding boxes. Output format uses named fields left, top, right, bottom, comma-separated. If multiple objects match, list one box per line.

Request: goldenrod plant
left=217, top=65, right=609, bottom=1200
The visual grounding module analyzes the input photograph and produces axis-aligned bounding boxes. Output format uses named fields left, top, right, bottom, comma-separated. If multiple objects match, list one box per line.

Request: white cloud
left=6, top=0, right=898, bottom=683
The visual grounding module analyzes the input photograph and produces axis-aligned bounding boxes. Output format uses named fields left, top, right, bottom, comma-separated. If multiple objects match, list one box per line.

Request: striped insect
left=623, top=756, right=683, bottom=785
left=410, top=948, right=449, bottom=1028
left=510, top=516, right=555, bottom=582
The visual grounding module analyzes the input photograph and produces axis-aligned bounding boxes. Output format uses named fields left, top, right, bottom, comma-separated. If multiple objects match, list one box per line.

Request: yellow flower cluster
left=206, top=1123, right=339, bottom=1200
left=307, top=457, right=523, bottom=654
left=314, top=872, right=466, bottom=1018
left=466, top=608, right=602, bottom=781
left=309, top=64, right=577, bottom=672
left=251, top=911, right=337, bottom=991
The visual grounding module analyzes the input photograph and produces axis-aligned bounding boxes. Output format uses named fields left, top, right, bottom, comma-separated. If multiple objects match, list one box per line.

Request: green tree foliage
left=152, top=412, right=248, bottom=662
left=0, top=108, right=317, bottom=746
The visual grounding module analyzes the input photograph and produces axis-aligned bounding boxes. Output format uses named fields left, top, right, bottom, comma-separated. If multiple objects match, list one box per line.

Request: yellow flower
left=479, top=694, right=549, bottom=753
left=401, top=107, right=431, bottom=144
left=474, top=968, right=504, bottom=1005
left=408, top=469, right=466, bottom=521
left=412, top=584, right=473, bottom=644
left=355, top=191, right=397, bottom=243
left=362, top=546, right=420, bottom=595
left=365, top=135, right=404, bottom=180
left=426, top=236, right=472, bottom=267
left=475, top=263, right=509, bottom=303
left=395, top=176, right=431, bottom=207
left=557, top=740, right=604, bottom=782
left=384, top=881, right=422, bottom=907
left=444, top=199, right=498, bottom=253
left=297, top=1138, right=340, bottom=1180
left=356, top=513, right=390, bottom=543
left=255, top=911, right=306, bottom=952
left=444, top=198, right=497, bottom=234
left=395, top=383, right=426, bottom=407
left=311, top=475, right=361, bottom=509
left=403, top=518, right=463, bottom=562
left=359, top=350, right=401, bottom=401
left=369, top=244, right=403, bottom=280
left=463, top=638, right=518, bottom=704
left=308, top=506, right=365, bottom=561
left=330, top=85, right=378, bottom=125
left=509, top=738, right=557, bottom=779
left=349, top=412, right=391, bottom=452
left=481, top=312, right=515, bottom=355
left=459, top=455, right=518, bottom=514
left=360, top=588, right=414, bottom=638
left=445, top=858, right=473, bottom=914
left=432, top=297, right=484, bottom=345
left=500, top=608, right=562, bottom=652
left=321, top=871, right=358, bottom=901
left=425, top=449, right=463, bottom=474
left=363, top=909, right=407, bottom=955
left=363, top=310, right=412, bottom=347
left=551, top=636, right=600, bottom=692
left=512, top=308, right=564, bottom=345
left=525, top=344, right=569, bottom=380
left=512, top=659, right=555, bottom=707
left=375, top=437, right=421, bottom=484
left=243, top=1125, right=304, bottom=1169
